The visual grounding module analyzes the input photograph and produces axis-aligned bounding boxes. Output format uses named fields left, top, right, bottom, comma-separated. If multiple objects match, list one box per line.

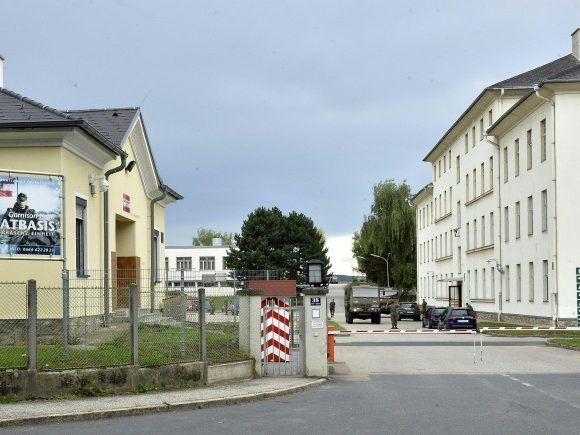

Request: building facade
left=414, top=30, right=580, bottom=325
left=0, top=63, right=181, bottom=317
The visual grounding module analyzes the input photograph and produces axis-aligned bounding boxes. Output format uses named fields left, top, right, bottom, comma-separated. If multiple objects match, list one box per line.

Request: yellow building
left=0, top=86, right=181, bottom=318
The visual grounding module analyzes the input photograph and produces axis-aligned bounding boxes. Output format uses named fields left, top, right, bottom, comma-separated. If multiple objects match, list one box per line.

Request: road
left=9, top=283, right=580, bottom=434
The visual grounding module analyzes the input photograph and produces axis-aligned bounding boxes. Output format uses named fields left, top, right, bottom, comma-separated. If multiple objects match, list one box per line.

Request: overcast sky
left=1, top=1, right=579, bottom=274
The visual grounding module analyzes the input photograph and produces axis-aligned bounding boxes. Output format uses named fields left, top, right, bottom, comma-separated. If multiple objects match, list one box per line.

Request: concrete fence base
left=0, top=360, right=253, bottom=401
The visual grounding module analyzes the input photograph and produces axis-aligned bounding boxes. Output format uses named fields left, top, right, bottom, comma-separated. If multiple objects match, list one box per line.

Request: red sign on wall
left=122, top=194, right=130, bottom=213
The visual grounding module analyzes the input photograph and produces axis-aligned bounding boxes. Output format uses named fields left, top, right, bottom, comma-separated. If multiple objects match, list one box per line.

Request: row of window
left=504, top=190, right=548, bottom=242
left=464, top=156, right=494, bottom=201
left=465, top=211, right=494, bottom=251
left=419, top=259, right=549, bottom=303
left=432, top=108, right=495, bottom=182
left=418, top=186, right=454, bottom=229
left=173, top=256, right=224, bottom=271
left=419, top=231, right=455, bottom=263
left=503, top=120, right=547, bottom=182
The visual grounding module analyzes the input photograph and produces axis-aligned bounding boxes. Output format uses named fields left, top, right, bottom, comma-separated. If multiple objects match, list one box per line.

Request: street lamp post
left=371, top=253, right=391, bottom=288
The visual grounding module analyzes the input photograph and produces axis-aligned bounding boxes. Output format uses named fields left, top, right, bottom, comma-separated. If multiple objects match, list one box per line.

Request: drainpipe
left=103, top=152, right=127, bottom=326
left=484, top=134, right=502, bottom=322
left=534, top=85, right=558, bottom=326
left=150, top=185, right=167, bottom=313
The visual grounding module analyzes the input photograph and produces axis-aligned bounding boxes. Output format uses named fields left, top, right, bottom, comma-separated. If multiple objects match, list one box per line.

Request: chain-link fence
left=0, top=282, right=27, bottom=369
left=0, top=268, right=282, bottom=371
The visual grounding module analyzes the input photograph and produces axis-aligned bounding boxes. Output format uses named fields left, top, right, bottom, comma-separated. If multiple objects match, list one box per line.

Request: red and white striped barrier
left=329, top=329, right=476, bottom=335
left=480, top=326, right=580, bottom=331
left=261, top=297, right=291, bottom=362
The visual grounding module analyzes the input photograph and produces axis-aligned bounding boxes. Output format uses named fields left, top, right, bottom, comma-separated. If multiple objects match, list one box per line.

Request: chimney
left=0, top=54, right=4, bottom=88
left=212, top=237, right=223, bottom=247
left=573, top=29, right=580, bottom=59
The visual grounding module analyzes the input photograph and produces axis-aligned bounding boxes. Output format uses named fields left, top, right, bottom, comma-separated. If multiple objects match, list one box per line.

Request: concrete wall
left=207, top=360, right=253, bottom=385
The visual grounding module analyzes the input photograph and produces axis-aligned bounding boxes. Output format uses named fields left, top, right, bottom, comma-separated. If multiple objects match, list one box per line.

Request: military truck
left=379, top=288, right=399, bottom=314
left=344, top=284, right=381, bottom=324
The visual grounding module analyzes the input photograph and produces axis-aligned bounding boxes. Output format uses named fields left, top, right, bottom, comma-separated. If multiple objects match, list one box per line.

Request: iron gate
left=260, top=297, right=304, bottom=376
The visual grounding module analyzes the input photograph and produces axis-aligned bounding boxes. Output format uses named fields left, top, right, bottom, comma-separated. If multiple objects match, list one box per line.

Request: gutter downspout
left=534, top=85, right=558, bottom=326
left=103, top=152, right=127, bottom=327
left=484, top=134, right=502, bottom=322
left=150, top=185, right=167, bottom=313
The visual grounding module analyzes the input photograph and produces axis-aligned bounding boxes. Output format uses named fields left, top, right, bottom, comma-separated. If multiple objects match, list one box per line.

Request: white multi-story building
left=413, top=30, right=580, bottom=325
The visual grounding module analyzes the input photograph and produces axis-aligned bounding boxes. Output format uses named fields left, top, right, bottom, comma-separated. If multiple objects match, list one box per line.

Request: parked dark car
left=438, top=307, right=477, bottom=330
left=422, top=307, right=446, bottom=328
left=398, top=302, right=421, bottom=321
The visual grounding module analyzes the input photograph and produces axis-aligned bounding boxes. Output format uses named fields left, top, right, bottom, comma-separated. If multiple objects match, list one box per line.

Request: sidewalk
left=0, top=377, right=325, bottom=428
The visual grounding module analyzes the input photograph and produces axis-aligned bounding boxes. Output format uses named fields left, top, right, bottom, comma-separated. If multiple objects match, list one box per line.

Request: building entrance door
left=448, top=284, right=462, bottom=307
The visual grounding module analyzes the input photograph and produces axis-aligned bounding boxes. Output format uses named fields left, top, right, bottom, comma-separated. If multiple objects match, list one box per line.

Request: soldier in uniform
left=421, top=298, right=428, bottom=320
left=329, top=299, right=336, bottom=317
left=390, top=301, right=400, bottom=329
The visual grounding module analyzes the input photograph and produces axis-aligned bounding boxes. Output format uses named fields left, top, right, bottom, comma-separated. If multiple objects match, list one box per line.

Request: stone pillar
left=302, top=288, right=329, bottom=378
left=236, top=289, right=264, bottom=376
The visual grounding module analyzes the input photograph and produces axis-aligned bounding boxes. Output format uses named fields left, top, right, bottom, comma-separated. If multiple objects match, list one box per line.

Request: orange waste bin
left=327, top=325, right=335, bottom=362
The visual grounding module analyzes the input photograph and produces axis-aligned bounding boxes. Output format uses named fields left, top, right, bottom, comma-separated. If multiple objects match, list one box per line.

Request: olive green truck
left=344, top=285, right=400, bottom=324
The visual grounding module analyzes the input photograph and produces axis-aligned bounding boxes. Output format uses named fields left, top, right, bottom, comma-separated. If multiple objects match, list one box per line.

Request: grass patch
left=548, top=338, right=580, bottom=350
left=478, top=321, right=526, bottom=328
left=0, top=323, right=248, bottom=371
left=327, top=319, right=346, bottom=331
left=483, top=330, right=580, bottom=338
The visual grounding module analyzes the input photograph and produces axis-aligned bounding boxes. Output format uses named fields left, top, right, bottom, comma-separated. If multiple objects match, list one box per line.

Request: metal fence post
left=199, top=287, right=207, bottom=362
left=27, top=279, right=37, bottom=370
left=62, top=269, right=69, bottom=356
left=130, top=283, right=139, bottom=366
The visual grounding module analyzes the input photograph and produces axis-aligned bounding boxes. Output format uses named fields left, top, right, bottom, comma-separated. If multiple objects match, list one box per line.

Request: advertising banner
left=0, top=172, right=62, bottom=257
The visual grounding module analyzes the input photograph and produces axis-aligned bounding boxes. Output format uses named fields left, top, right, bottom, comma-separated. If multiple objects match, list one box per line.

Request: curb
left=545, top=341, right=580, bottom=352
left=0, top=378, right=326, bottom=428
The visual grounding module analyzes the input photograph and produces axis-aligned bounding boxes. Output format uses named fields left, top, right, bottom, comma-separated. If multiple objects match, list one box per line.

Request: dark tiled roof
left=488, top=54, right=580, bottom=89
left=67, top=108, right=139, bottom=148
left=0, top=87, right=77, bottom=123
left=545, top=63, right=580, bottom=82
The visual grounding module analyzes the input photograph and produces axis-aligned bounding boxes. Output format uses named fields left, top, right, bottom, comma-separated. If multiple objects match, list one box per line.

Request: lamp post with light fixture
left=370, top=253, right=391, bottom=288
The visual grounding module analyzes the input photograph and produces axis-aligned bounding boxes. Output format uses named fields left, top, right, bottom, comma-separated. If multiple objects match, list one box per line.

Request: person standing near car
left=329, top=299, right=336, bottom=318
left=421, top=298, right=427, bottom=319
left=389, top=301, right=400, bottom=329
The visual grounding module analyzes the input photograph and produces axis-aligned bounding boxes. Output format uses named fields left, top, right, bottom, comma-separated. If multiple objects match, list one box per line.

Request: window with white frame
left=528, top=195, right=534, bottom=236
left=481, top=162, right=485, bottom=194
left=457, top=201, right=461, bottom=229
left=444, top=191, right=447, bottom=214
left=505, top=265, right=510, bottom=301
left=75, top=196, right=88, bottom=276
left=482, top=268, right=486, bottom=299
left=490, top=266, right=495, bottom=299
left=458, top=246, right=462, bottom=273
left=448, top=150, right=452, bottom=169
left=543, top=260, right=549, bottom=302
left=515, top=201, right=521, bottom=239
left=474, top=269, right=478, bottom=298
left=465, top=133, right=469, bottom=154
left=466, top=174, right=470, bottom=201
left=444, top=155, right=447, bottom=173
left=176, top=257, right=192, bottom=270
left=473, top=168, right=477, bottom=198
left=466, top=222, right=470, bottom=250
left=200, top=256, right=215, bottom=271
left=488, top=109, right=493, bottom=126
left=490, top=212, right=494, bottom=243
left=467, top=270, right=471, bottom=297
left=529, top=262, right=534, bottom=302
left=541, top=189, right=548, bottom=232
left=480, top=118, right=484, bottom=141
left=516, top=264, right=522, bottom=302
left=504, top=206, right=509, bottom=243
left=474, top=219, right=478, bottom=249
left=456, top=155, right=460, bottom=184
left=481, top=215, right=486, bottom=246
left=445, top=231, right=448, bottom=256
left=515, top=139, right=520, bottom=177
left=527, top=129, right=533, bottom=170
left=472, top=126, right=476, bottom=147
left=540, top=119, right=547, bottom=162
left=503, top=147, right=508, bottom=183
left=489, top=156, right=494, bottom=189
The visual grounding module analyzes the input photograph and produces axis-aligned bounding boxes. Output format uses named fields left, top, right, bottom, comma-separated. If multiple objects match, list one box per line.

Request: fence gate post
left=27, top=279, right=37, bottom=370
left=62, top=269, right=69, bottom=356
left=129, top=283, right=139, bottom=387
left=198, top=287, right=207, bottom=363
